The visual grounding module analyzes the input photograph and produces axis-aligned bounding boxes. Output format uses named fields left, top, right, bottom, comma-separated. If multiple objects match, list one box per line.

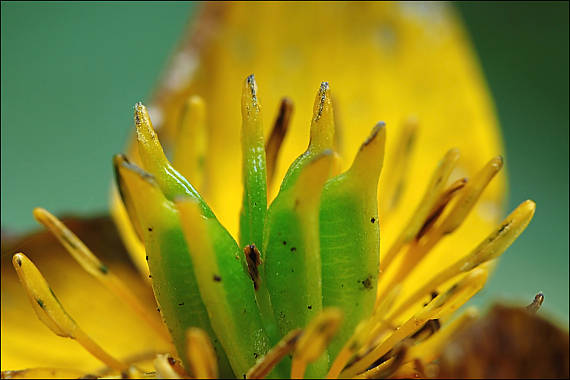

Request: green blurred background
left=2, top=2, right=568, bottom=324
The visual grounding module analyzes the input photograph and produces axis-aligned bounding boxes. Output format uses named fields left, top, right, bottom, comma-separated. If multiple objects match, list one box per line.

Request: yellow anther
left=246, top=329, right=302, bottom=379
left=33, top=208, right=105, bottom=278
left=381, top=148, right=460, bottom=273
left=342, top=269, right=487, bottom=378
left=173, top=95, right=208, bottom=193
left=381, top=117, right=418, bottom=214
left=389, top=200, right=535, bottom=319
left=33, top=207, right=171, bottom=343
left=438, top=155, right=504, bottom=235
left=379, top=155, right=502, bottom=296
left=11, top=253, right=128, bottom=372
left=404, top=307, right=479, bottom=365
left=291, top=308, right=343, bottom=379
left=329, top=285, right=401, bottom=379
left=186, top=328, right=219, bottom=379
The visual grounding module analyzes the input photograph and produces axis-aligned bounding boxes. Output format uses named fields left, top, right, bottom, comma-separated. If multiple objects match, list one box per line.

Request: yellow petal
left=149, top=3, right=505, bottom=255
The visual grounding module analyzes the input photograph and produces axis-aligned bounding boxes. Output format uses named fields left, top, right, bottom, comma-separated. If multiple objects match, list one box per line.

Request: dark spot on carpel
left=213, top=275, right=222, bottom=282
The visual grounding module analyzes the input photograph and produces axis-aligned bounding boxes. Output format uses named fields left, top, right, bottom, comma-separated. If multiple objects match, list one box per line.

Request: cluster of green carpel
left=114, top=75, right=384, bottom=378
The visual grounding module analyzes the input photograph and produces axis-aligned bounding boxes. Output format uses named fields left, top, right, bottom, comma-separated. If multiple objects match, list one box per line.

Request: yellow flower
left=0, top=2, right=545, bottom=379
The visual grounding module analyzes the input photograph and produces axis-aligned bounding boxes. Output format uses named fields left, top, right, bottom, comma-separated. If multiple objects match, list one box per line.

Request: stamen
left=326, top=286, right=400, bottom=379
left=379, top=156, right=503, bottom=295
left=381, top=117, right=418, bottom=214
left=416, top=177, right=467, bottom=240
left=380, top=148, right=460, bottom=273
left=246, top=329, right=302, bottom=379
left=32, top=207, right=171, bottom=343
left=526, top=292, right=545, bottom=313
left=403, top=307, right=479, bottom=365
left=153, top=354, right=183, bottom=379
left=291, top=308, right=343, bottom=379
left=437, top=156, right=504, bottom=235
left=357, top=341, right=410, bottom=379
left=388, top=200, right=536, bottom=319
left=341, top=269, right=487, bottom=377
left=11, top=253, right=128, bottom=372
left=173, top=95, right=208, bottom=194
left=265, top=97, right=294, bottom=191
left=186, top=328, right=219, bottom=379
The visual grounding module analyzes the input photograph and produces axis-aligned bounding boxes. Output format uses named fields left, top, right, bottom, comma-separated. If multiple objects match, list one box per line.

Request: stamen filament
left=381, top=117, right=418, bottom=215
left=326, top=286, right=400, bottom=379
left=379, top=156, right=502, bottom=295
left=291, top=308, right=343, bottom=379
left=403, top=307, right=479, bottom=365
left=341, top=269, right=487, bottom=377
left=33, top=207, right=171, bottom=343
left=388, top=200, right=536, bottom=319
left=380, top=148, right=460, bottom=273
left=186, top=328, right=219, bottom=379
left=11, top=253, right=128, bottom=372
left=247, top=329, right=302, bottom=379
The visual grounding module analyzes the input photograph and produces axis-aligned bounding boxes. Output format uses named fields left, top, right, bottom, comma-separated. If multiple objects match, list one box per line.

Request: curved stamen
left=33, top=208, right=171, bottom=343
left=379, top=156, right=503, bottom=296
left=247, top=329, right=302, bottom=379
left=342, top=269, right=488, bottom=377
left=11, top=253, right=128, bottom=372
left=291, top=308, right=343, bottom=379
left=380, top=148, right=460, bottom=274
left=186, top=328, right=219, bottom=379
left=388, top=200, right=536, bottom=319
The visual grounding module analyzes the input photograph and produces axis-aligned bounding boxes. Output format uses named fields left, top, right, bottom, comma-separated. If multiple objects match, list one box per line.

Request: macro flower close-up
left=1, top=2, right=569, bottom=379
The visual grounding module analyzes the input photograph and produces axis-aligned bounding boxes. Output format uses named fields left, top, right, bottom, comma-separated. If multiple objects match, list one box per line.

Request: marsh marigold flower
left=2, top=2, right=566, bottom=379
